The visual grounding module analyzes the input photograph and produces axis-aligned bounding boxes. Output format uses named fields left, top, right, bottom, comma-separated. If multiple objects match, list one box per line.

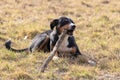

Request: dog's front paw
left=53, top=56, right=59, bottom=61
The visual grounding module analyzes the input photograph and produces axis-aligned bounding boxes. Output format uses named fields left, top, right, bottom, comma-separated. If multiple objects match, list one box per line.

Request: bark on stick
left=40, top=30, right=67, bottom=72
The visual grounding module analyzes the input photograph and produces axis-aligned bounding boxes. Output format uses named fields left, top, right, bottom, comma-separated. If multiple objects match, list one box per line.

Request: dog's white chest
left=58, top=35, right=69, bottom=51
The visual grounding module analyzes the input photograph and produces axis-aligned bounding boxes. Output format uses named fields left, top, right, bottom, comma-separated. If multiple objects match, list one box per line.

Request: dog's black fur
left=5, top=17, right=82, bottom=57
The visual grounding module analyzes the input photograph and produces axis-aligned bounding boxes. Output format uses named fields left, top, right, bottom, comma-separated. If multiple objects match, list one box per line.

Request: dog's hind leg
left=28, top=34, right=48, bottom=52
left=37, top=35, right=50, bottom=52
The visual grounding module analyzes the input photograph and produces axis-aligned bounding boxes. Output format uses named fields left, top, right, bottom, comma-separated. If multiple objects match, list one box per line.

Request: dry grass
left=0, top=0, right=120, bottom=79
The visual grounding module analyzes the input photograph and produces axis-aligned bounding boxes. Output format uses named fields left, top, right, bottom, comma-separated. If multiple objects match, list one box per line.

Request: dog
left=5, top=17, right=80, bottom=55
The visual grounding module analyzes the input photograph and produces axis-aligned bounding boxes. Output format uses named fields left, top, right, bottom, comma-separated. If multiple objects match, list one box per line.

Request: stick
left=40, top=30, right=67, bottom=72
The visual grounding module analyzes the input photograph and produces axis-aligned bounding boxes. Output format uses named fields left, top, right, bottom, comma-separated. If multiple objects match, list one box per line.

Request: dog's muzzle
left=67, top=23, right=76, bottom=35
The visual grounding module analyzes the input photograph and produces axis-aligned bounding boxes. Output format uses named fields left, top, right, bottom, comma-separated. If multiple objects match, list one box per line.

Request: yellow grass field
left=0, top=0, right=120, bottom=80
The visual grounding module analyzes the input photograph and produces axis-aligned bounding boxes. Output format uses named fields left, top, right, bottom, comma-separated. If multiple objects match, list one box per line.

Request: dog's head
left=50, top=17, right=76, bottom=35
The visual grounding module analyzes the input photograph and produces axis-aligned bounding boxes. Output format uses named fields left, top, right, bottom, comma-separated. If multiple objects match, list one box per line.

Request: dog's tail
left=5, top=40, right=28, bottom=52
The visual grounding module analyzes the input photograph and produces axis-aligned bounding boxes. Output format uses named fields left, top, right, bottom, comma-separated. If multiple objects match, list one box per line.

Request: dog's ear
left=50, top=19, right=59, bottom=30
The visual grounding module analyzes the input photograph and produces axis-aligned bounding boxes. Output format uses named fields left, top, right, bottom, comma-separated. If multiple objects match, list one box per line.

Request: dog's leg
left=37, top=36, right=50, bottom=52
left=29, top=34, right=48, bottom=52
left=57, top=47, right=76, bottom=53
left=67, top=36, right=96, bottom=65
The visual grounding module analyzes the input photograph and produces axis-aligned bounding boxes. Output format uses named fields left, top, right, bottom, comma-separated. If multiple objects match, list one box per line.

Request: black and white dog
left=5, top=17, right=81, bottom=56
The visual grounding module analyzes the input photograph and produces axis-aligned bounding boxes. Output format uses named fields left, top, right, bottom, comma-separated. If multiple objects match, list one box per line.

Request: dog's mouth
left=67, top=23, right=76, bottom=35
left=67, top=30, right=74, bottom=35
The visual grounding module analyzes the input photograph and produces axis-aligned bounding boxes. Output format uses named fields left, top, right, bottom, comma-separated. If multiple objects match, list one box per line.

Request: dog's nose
left=69, top=23, right=76, bottom=30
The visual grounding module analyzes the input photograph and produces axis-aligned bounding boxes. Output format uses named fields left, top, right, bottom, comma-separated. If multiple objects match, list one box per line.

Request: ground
left=0, top=0, right=120, bottom=80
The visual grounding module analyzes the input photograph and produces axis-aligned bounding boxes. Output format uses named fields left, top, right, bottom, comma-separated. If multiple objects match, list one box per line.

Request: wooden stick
left=40, top=30, right=67, bottom=72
